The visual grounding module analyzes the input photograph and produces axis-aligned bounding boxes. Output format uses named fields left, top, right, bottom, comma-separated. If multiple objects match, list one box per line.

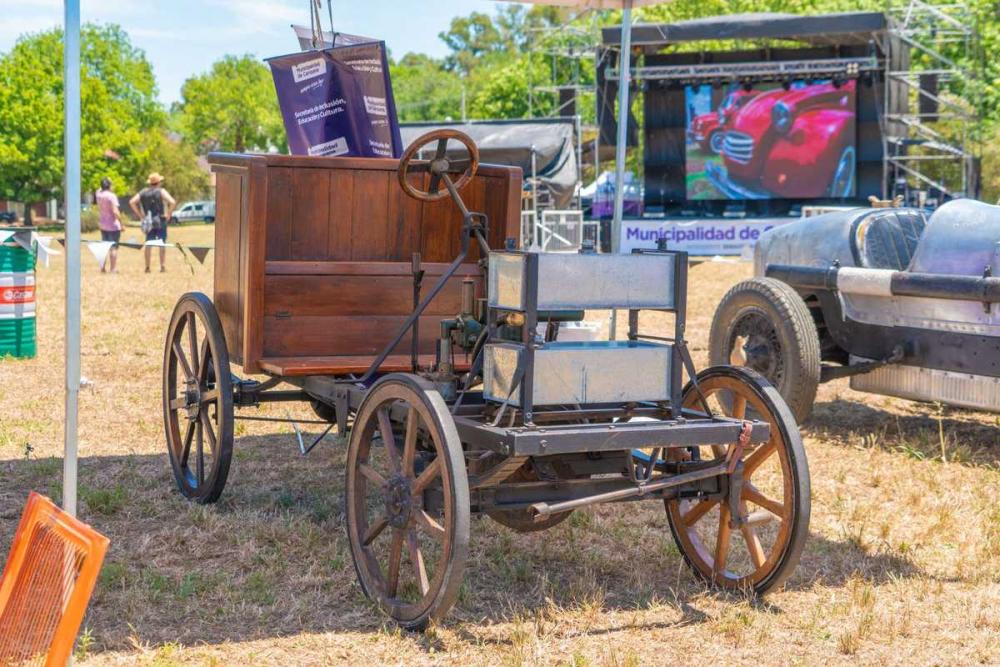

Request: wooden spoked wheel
left=665, top=366, right=809, bottom=594
left=163, top=293, right=234, bottom=504
left=397, top=129, right=480, bottom=202
left=345, top=374, right=470, bottom=630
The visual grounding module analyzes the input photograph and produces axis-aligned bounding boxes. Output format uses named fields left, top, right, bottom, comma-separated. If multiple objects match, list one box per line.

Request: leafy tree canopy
left=0, top=24, right=163, bottom=219
left=173, top=54, right=286, bottom=154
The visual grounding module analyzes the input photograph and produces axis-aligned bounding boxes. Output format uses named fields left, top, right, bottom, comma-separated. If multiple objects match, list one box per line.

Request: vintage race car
left=709, top=81, right=857, bottom=200
left=709, top=199, right=1000, bottom=422
left=687, top=89, right=758, bottom=154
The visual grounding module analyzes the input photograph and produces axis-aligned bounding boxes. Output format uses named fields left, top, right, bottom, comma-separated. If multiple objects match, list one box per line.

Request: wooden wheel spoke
left=363, top=515, right=389, bottom=546
left=172, top=341, right=195, bottom=382
left=386, top=529, right=404, bottom=598
left=169, top=396, right=186, bottom=411
left=200, top=389, right=219, bottom=404
left=413, top=509, right=446, bottom=542
left=377, top=408, right=401, bottom=474
left=731, top=395, right=747, bottom=420
left=740, top=502, right=767, bottom=569
left=402, top=407, right=419, bottom=477
left=412, top=458, right=441, bottom=494
left=714, top=505, right=732, bottom=573
left=434, top=138, right=449, bottom=161
left=359, top=463, right=387, bottom=488
left=180, top=420, right=195, bottom=467
left=428, top=173, right=443, bottom=194
left=409, top=162, right=431, bottom=174
left=743, top=482, right=786, bottom=519
left=200, top=411, right=218, bottom=456
left=406, top=530, right=430, bottom=596
left=197, top=337, right=210, bottom=384
left=195, top=418, right=205, bottom=486
left=186, top=312, right=200, bottom=381
left=744, top=440, right=777, bottom=477
left=681, top=498, right=717, bottom=527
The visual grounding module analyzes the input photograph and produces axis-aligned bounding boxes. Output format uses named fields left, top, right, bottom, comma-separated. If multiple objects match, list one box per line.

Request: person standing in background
left=129, top=172, right=176, bottom=273
left=96, top=177, right=123, bottom=273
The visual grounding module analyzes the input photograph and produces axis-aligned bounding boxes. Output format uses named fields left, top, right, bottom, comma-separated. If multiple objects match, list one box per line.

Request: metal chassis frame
left=224, top=210, right=762, bottom=519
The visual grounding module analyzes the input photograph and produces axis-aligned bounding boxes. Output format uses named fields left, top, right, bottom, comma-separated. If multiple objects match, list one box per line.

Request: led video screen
left=685, top=80, right=857, bottom=200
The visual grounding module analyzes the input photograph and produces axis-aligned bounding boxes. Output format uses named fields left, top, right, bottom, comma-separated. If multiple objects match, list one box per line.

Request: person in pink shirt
left=95, top=177, right=123, bottom=273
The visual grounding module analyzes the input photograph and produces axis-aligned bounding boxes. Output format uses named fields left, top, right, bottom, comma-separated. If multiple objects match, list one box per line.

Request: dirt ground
left=2, top=225, right=1000, bottom=666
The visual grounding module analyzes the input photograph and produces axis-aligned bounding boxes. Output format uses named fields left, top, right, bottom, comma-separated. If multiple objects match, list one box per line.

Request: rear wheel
left=709, top=277, right=820, bottom=424
left=345, top=374, right=470, bottom=630
left=163, top=293, right=234, bottom=504
left=665, top=366, right=810, bottom=595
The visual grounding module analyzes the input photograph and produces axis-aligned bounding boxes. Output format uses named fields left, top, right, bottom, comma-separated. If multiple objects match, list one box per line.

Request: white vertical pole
left=609, top=1, right=633, bottom=339
left=611, top=0, right=633, bottom=255
left=63, top=0, right=81, bottom=517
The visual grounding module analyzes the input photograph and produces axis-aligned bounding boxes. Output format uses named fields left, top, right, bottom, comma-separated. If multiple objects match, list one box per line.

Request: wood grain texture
left=207, top=152, right=522, bottom=373
left=258, top=354, right=472, bottom=377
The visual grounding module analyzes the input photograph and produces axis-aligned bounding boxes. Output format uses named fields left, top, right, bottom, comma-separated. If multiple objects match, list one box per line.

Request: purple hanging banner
left=266, top=41, right=402, bottom=158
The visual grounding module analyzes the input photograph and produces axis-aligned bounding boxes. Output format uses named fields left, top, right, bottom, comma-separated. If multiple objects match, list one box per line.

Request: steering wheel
left=398, top=129, right=480, bottom=203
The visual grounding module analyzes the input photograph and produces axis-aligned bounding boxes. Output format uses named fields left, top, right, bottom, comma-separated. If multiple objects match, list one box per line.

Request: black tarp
left=400, top=119, right=579, bottom=209
left=602, top=12, right=889, bottom=51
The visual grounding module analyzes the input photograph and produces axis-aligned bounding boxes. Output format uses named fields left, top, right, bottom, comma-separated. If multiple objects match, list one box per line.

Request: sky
left=0, top=0, right=508, bottom=105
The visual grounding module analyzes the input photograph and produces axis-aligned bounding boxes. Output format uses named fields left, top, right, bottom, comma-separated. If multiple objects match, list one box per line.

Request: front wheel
left=709, top=130, right=725, bottom=154
left=163, top=293, right=234, bottom=504
left=345, top=374, right=470, bottom=630
left=709, top=278, right=820, bottom=424
left=828, top=145, right=856, bottom=198
left=665, top=366, right=810, bottom=595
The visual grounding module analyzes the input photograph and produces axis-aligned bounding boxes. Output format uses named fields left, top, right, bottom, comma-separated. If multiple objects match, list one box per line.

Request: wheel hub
left=384, top=475, right=414, bottom=529
left=430, top=158, right=450, bottom=173
left=184, top=380, right=201, bottom=420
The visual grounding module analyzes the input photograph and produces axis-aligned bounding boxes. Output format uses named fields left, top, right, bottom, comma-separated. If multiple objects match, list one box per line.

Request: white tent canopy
left=505, top=0, right=666, bottom=252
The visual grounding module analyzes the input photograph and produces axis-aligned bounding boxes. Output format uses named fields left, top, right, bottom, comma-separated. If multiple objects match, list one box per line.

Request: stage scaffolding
left=884, top=0, right=981, bottom=201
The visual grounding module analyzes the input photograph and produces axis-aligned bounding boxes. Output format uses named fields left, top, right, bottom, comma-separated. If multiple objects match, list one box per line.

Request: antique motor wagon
left=710, top=199, right=1000, bottom=423
left=162, top=130, right=810, bottom=628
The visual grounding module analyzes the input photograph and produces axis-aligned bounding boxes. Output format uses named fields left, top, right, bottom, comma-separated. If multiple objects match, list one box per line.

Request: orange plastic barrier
left=0, top=492, right=109, bottom=666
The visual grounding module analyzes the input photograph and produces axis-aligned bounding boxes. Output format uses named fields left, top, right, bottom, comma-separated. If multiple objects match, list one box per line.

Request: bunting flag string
left=12, top=235, right=216, bottom=270
left=86, top=241, right=115, bottom=270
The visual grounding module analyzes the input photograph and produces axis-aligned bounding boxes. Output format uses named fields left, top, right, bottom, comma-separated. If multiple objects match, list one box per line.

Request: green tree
left=0, top=24, right=162, bottom=224
left=390, top=53, right=464, bottom=121
left=174, top=55, right=285, bottom=154
left=131, top=131, right=211, bottom=205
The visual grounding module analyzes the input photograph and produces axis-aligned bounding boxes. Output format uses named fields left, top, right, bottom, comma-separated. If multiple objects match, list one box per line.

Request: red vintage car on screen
left=721, top=81, right=856, bottom=198
left=687, top=89, right=758, bottom=154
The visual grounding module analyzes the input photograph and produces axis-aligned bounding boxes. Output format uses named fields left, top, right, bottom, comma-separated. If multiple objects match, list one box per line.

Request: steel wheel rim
left=163, top=299, right=231, bottom=499
left=666, top=375, right=795, bottom=589
left=346, top=382, right=460, bottom=624
left=728, top=310, right=783, bottom=387
left=830, top=146, right=856, bottom=197
left=710, top=131, right=725, bottom=154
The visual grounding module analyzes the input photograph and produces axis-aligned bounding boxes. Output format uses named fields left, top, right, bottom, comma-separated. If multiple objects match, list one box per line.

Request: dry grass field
left=2, top=224, right=1000, bottom=666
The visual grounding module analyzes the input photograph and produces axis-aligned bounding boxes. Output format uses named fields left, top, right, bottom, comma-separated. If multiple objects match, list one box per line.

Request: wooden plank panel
left=265, top=261, right=481, bottom=277
left=259, top=354, right=471, bottom=377
left=242, top=159, right=269, bottom=373
left=213, top=171, right=244, bottom=363
left=264, top=167, right=293, bottom=260
left=386, top=173, right=422, bottom=261
left=263, top=274, right=477, bottom=317
left=327, top=169, right=354, bottom=260
left=350, top=170, right=391, bottom=260
left=290, top=168, right=330, bottom=260
left=263, top=315, right=455, bottom=357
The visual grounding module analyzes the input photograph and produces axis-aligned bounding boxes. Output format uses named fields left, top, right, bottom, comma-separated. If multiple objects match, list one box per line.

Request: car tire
left=709, top=277, right=820, bottom=424
left=828, top=146, right=856, bottom=198
left=205, top=216, right=215, bottom=224
left=709, top=130, right=725, bottom=154
left=170, top=216, right=178, bottom=225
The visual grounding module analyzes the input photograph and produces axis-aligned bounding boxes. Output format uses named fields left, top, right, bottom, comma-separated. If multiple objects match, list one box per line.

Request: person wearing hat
left=129, top=172, right=176, bottom=273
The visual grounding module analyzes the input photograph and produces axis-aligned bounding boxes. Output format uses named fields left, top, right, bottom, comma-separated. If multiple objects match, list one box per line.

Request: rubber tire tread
left=709, top=277, right=821, bottom=424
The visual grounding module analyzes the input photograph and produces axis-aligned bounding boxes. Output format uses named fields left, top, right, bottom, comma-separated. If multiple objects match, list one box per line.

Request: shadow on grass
left=0, top=429, right=926, bottom=654
left=806, top=398, right=1000, bottom=468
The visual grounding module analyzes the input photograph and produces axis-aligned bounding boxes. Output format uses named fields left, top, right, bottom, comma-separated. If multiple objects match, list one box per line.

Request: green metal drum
left=0, top=228, right=37, bottom=359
